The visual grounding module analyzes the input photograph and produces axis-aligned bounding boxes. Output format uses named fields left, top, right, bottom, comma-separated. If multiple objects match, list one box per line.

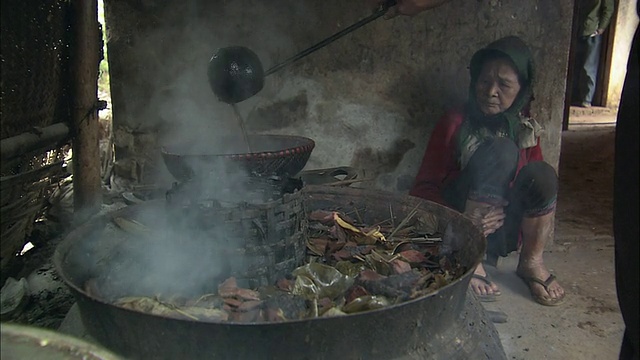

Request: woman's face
left=474, top=57, right=522, bottom=116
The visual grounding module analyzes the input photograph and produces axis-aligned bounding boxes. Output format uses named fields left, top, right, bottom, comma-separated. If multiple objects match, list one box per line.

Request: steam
left=94, top=224, right=232, bottom=298
left=115, top=1, right=308, bottom=139
left=75, top=152, right=285, bottom=301
left=88, top=2, right=319, bottom=298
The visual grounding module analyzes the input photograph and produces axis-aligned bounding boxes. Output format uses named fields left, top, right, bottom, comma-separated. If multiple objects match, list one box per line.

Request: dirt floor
left=0, top=112, right=623, bottom=359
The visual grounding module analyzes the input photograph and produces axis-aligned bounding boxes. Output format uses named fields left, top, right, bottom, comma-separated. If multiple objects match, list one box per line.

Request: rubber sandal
left=518, top=273, right=566, bottom=306
left=471, top=273, right=502, bottom=302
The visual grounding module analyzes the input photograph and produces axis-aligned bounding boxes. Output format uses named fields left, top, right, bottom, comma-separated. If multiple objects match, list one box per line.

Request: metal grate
left=166, top=190, right=308, bottom=289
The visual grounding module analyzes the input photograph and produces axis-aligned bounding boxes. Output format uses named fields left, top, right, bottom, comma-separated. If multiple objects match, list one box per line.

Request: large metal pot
left=0, top=323, right=121, bottom=360
left=53, top=186, right=487, bottom=360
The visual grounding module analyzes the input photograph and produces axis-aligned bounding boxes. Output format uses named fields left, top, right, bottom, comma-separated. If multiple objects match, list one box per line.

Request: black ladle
left=208, top=0, right=397, bottom=104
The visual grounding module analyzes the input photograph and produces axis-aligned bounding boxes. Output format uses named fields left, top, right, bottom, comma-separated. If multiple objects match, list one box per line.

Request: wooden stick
left=389, top=204, right=395, bottom=228
left=387, top=203, right=420, bottom=241
left=71, top=0, right=102, bottom=220
left=353, top=206, right=363, bottom=224
left=0, top=161, right=66, bottom=191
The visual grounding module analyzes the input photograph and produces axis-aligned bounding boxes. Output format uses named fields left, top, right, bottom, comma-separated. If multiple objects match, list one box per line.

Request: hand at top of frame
left=371, top=0, right=452, bottom=18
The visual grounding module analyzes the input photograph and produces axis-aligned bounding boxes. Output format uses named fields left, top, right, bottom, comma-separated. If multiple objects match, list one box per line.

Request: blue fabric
left=444, top=137, right=519, bottom=210
left=578, top=34, right=603, bottom=105
left=442, top=138, right=558, bottom=257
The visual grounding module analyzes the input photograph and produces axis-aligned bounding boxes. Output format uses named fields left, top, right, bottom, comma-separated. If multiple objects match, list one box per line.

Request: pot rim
left=160, top=134, right=316, bottom=159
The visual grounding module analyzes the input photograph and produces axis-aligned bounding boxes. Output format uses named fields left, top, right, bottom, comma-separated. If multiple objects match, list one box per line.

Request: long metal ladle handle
left=263, top=0, right=398, bottom=76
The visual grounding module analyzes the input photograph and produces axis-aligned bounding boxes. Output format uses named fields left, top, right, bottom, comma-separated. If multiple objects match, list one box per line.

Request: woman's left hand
left=480, top=207, right=506, bottom=236
left=466, top=206, right=506, bottom=236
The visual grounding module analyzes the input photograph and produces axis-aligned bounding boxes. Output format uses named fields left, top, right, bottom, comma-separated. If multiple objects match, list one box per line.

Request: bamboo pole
left=70, top=0, right=102, bottom=221
left=0, top=123, right=70, bottom=162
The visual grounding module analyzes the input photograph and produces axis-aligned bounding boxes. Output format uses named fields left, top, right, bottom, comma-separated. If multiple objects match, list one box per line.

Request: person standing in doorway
left=576, top=0, right=615, bottom=108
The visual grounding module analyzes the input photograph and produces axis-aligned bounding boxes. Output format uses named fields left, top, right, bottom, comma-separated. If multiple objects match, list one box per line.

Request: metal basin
left=0, top=323, right=121, bottom=360
left=161, top=134, right=315, bottom=182
left=53, top=186, right=486, bottom=360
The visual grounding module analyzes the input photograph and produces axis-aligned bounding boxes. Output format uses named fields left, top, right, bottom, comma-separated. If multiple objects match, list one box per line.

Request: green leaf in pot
left=292, top=263, right=354, bottom=300
left=321, top=307, right=348, bottom=317
left=342, top=295, right=390, bottom=314
left=334, top=261, right=367, bottom=278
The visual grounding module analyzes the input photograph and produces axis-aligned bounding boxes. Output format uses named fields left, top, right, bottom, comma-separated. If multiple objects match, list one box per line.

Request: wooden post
left=71, top=0, right=102, bottom=221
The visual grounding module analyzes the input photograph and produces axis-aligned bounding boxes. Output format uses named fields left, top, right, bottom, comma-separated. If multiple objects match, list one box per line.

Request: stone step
left=569, top=105, right=616, bottom=117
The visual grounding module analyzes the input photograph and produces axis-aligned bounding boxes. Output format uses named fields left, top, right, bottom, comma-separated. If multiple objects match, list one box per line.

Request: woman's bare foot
left=470, top=263, right=501, bottom=299
left=517, top=258, right=565, bottom=306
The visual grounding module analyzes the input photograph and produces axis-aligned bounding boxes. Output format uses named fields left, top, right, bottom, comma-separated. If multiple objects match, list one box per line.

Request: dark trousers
left=444, top=138, right=558, bottom=257
left=614, top=27, right=639, bottom=360
left=577, top=34, right=603, bottom=105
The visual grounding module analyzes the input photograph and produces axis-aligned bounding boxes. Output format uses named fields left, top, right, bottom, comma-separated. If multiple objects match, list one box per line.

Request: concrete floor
left=482, top=241, right=622, bottom=360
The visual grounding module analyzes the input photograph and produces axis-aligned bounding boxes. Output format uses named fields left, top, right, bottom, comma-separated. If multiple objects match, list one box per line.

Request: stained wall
left=104, top=0, right=573, bottom=192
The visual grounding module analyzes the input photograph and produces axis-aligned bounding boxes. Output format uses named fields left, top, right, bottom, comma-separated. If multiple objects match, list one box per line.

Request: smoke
left=68, top=151, right=291, bottom=301
left=92, top=223, right=232, bottom=298
left=106, top=0, right=322, bottom=191
left=80, top=0, right=431, bottom=300
left=112, top=1, right=310, bottom=139
left=82, top=1, right=317, bottom=299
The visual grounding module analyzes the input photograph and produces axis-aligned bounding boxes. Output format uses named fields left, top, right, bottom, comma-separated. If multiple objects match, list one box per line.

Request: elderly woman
left=410, top=36, right=565, bottom=306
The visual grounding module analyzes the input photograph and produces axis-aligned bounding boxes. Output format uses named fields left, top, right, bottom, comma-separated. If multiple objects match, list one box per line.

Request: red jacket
left=409, top=109, right=544, bottom=207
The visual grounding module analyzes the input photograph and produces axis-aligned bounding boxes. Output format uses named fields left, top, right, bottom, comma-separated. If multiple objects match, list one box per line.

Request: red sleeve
left=409, top=110, right=464, bottom=205
left=528, top=138, right=544, bottom=162
left=521, top=137, right=544, bottom=164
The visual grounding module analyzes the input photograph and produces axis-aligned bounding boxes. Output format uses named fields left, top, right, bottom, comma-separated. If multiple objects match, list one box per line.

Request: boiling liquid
left=231, top=103, right=252, bottom=153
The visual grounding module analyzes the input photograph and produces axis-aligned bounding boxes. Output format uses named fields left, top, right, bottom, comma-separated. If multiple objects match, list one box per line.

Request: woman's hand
left=465, top=205, right=506, bottom=237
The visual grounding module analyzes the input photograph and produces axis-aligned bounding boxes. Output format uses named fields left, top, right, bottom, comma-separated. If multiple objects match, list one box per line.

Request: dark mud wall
left=105, top=0, right=572, bottom=192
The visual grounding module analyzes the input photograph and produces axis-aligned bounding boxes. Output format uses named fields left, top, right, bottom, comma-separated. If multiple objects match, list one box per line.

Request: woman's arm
left=409, top=110, right=463, bottom=205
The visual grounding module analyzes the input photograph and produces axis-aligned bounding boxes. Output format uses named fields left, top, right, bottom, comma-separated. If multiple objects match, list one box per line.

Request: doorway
left=563, top=0, right=618, bottom=130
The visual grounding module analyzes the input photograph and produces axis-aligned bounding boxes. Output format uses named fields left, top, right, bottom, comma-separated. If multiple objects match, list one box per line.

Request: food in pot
left=88, top=206, right=466, bottom=323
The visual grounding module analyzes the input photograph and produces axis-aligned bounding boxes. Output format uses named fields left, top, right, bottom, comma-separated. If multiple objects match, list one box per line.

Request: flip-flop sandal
left=518, top=273, right=566, bottom=306
left=471, top=273, right=502, bottom=302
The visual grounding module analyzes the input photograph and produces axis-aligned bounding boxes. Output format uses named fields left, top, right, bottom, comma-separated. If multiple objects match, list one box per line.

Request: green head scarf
left=457, top=36, right=536, bottom=167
